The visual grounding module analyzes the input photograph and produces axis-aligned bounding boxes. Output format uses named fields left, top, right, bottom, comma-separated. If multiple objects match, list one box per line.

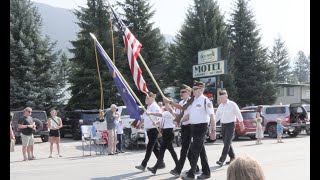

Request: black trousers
left=153, top=128, right=179, bottom=170
left=176, top=124, right=199, bottom=173
left=141, top=128, right=160, bottom=167
left=219, top=122, right=235, bottom=162
left=188, top=123, right=210, bottom=177
left=116, top=134, right=122, bottom=151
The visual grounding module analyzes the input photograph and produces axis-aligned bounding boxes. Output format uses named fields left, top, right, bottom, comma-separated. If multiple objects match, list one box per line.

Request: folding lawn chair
left=91, top=125, right=106, bottom=155
left=81, top=125, right=93, bottom=156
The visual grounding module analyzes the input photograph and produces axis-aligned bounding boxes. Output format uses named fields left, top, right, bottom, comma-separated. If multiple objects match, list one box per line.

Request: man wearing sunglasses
left=168, top=81, right=216, bottom=179
left=167, top=84, right=200, bottom=177
left=18, top=107, right=36, bottom=161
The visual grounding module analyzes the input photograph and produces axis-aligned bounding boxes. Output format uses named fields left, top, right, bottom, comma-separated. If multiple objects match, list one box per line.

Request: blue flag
left=95, top=43, right=141, bottom=121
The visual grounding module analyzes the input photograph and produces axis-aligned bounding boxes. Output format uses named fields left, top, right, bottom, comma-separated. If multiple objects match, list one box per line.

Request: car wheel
left=60, top=133, right=65, bottom=138
left=123, top=132, right=131, bottom=149
left=306, top=129, right=310, bottom=135
left=72, top=128, right=81, bottom=140
left=249, top=135, right=257, bottom=140
left=306, top=126, right=310, bottom=135
left=289, top=131, right=299, bottom=137
left=41, top=135, right=49, bottom=142
left=267, top=124, right=277, bottom=138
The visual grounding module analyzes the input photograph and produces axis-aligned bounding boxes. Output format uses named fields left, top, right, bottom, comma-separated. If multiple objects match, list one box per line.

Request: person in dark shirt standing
left=18, top=107, right=36, bottom=161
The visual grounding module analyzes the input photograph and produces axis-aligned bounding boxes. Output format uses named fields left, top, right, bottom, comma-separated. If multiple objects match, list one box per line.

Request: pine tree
left=228, top=0, right=277, bottom=106
left=164, top=0, right=235, bottom=104
left=51, top=53, right=72, bottom=107
left=269, top=36, right=291, bottom=83
left=116, top=0, right=167, bottom=101
left=292, top=51, right=310, bottom=83
left=10, top=0, right=60, bottom=111
left=67, top=0, right=126, bottom=110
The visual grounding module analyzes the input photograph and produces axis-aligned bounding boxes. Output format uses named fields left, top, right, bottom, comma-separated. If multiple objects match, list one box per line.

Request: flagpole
left=137, top=54, right=165, bottom=98
left=90, top=33, right=162, bottom=137
left=93, top=40, right=105, bottom=118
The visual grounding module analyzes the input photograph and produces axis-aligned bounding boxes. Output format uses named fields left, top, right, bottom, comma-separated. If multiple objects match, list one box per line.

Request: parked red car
left=234, top=110, right=258, bottom=140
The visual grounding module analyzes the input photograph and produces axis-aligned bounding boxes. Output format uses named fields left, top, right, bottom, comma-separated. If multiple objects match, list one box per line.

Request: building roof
left=277, top=83, right=310, bottom=87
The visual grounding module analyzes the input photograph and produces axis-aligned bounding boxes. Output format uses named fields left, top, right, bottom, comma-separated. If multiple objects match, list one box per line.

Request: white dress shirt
left=143, top=101, right=161, bottom=129
left=187, top=94, right=215, bottom=124
left=215, top=99, right=243, bottom=123
left=160, top=111, right=176, bottom=129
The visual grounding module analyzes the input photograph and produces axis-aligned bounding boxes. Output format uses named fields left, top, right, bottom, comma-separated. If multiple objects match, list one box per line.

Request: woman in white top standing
left=48, top=109, right=63, bottom=158
left=146, top=102, right=179, bottom=175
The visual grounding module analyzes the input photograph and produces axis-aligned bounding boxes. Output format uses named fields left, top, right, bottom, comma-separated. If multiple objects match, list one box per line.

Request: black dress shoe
left=226, top=157, right=235, bottom=165
left=188, top=166, right=200, bottom=174
left=147, top=167, right=157, bottom=174
left=197, top=173, right=211, bottom=179
left=135, top=165, right=146, bottom=171
left=170, top=169, right=180, bottom=176
left=216, top=160, right=223, bottom=166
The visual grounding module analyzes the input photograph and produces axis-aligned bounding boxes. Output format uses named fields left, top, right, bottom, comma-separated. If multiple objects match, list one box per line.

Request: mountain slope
left=32, top=2, right=175, bottom=58
left=33, top=2, right=79, bottom=57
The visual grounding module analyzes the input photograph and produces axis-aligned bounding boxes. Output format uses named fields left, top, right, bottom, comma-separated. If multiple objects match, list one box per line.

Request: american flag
left=110, top=7, right=148, bottom=94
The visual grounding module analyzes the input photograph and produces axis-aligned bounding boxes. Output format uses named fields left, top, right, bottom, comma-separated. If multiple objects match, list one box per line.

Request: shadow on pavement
left=210, top=165, right=225, bottom=172
left=241, top=142, right=265, bottom=146
left=10, top=157, right=49, bottom=163
left=90, top=172, right=179, bottom=180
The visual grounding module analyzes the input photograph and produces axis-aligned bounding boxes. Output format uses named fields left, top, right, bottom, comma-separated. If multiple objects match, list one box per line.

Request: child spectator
left=115, top=118, right=124, bottom=153
left=255, top=117, right=264, bottom=144
left=276, top=118, right=285, bottom=143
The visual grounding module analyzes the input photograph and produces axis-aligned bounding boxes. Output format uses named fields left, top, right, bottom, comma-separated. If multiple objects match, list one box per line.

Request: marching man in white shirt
left=135, top=92, right=165, bottom=171
left=146, top=102, right=179, bottom=174
left=215, top=90, right=245, bottom=166
left=180, top=81, right=216, bottom=180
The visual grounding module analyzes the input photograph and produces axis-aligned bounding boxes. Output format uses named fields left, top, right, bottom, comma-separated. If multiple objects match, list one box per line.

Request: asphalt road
left=10, top=132, right=310, bottom=180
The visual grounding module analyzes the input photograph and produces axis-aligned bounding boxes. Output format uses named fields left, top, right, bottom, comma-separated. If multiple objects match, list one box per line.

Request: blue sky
left=31, top=0, right=310, bottom=59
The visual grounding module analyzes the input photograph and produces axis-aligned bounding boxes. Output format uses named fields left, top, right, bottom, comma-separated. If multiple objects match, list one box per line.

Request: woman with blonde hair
left=48, top=109, right=63, bottom=158
left=227, top=155, right=265, bottom=180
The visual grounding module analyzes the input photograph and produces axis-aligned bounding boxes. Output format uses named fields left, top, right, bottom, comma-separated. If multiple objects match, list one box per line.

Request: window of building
left=277, top=87, right=284, bottom=97
left=287, top=87, right=294, bottom=96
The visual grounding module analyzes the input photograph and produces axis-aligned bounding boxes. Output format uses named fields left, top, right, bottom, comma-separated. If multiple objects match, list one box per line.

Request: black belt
left=221, top=121, right=235, bottom=125
left=145, top=128, right=157, bottom=131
